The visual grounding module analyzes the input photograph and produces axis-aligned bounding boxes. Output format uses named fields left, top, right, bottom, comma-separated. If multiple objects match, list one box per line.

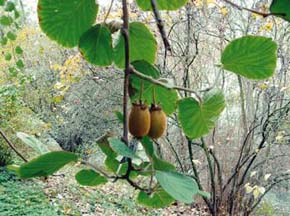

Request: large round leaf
left=155, top=170, right=198, bottom=204
left=114, top=22, right=157, bottom=68
left=137, top=188, right=175, bottom=208
left=38, top=0, right=98, bottom=47
left=136, top=0, right=188, bottom=11
left=79, top=24, right=113, bottom=66
left=75, top=169, right=107, bottom=186
left=131, top=61, right=178, bottom=115
left=221, top=36, right=277, bottom=80
left=19, top=151, right=78, bottom=178
left=108, top=138, right=139, bottom=159
left=17, top=132, right=50, bottom=154
left=178, top=90, right=225, bottom=139
left=270, top=0, right=290, bottom=22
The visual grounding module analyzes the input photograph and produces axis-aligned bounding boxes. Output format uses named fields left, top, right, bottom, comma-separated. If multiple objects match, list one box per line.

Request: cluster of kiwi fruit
left=128, top=101, right=167, bottom=139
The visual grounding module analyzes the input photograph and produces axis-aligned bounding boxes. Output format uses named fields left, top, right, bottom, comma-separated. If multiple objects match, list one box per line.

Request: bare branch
left=0, top=129, right=28, bottom=162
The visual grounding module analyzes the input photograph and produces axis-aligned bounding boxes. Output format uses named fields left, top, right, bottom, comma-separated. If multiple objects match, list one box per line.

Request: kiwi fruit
left=148, top=104, right=167, bottom=139
left=129, top=102, right=150, bottom=138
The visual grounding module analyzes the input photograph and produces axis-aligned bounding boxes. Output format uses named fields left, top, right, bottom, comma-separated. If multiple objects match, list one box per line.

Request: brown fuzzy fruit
left=148, top=105, right=167, bottom=139
left=129, top=103, right=151, bottom=138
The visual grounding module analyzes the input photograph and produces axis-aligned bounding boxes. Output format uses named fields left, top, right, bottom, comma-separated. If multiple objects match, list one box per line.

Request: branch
left=201, top=137, right=216, bottom=214
left=248, top=175, right=290, bottom=214
left=0, top=129, right=27, bottom=162
left=209, top=149, right=223, bottom=203
left=130, top=66, right=203, bottom=102
left=165, top=135, right=184, bottom=172
left=121, top=0, right=135, bottom=180
left=222, top=0, right=286, bottom=18
left=121, top=0, right=130, bottom=146
left=150, top=0, right=171, bottom=52
left=187, top=139, right=212, bottom=213
left=103, top=0, right=115, bottom=23
left=81, top=160, right=115, bottom=179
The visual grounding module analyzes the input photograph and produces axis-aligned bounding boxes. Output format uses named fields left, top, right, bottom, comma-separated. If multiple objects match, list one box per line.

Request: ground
left=0, top=167, right=209, bottom=216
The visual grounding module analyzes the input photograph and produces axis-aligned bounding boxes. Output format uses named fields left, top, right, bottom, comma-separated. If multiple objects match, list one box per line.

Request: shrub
left=0, top=142, right=12, bottom=167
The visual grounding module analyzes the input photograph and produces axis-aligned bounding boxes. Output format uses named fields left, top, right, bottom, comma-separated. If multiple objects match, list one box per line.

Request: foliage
left=178, top=90, right=225, bottom=139
left=0, top=168, right=58, bottom=216
left=19, top=151, right=78, bottom=178
left=221, top=36, right=277, bottom=79
left=0, top=142, right=12, bottom=167
left=2, top=0, right=290, bottom=215
left=75, top=169, right=108, bottom=186
left=254, top=201, right=275, bottom=216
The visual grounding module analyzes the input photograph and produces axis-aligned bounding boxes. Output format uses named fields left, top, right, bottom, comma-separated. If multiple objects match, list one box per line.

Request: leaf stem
left=139, top=80, right=144, bottom=103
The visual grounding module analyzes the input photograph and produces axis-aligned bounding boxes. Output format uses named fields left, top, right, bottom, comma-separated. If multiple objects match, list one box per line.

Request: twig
left=187, top=139, right=212, bottom=213
left=248, top=175, right=290, bottom=214
left=150, top=0, right=171, bottom=52
left=222, top=0, right=286, bottom=18
left=130, top=66, right=203, bottom=102
left=201, top=137, right=216, bottom=215
left=80, top=160, right=115, bottom=179
left=0, top=129, right=27, bottom=162
left=103, top=0, right=115, bottom=23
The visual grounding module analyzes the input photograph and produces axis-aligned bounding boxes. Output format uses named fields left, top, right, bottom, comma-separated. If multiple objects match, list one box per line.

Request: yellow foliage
left=260, top=21, right=273, bottom=32
left=50, top=54, right=85, bottom=103
left=195, top=0, right=216, bottom=8
left=105, top=9, right=123, bottom=20
left=220, top=6, right=228, bottom=16
left=257, top=83, right=268, bottom=90
left=252, top=13, right=263, bottom=20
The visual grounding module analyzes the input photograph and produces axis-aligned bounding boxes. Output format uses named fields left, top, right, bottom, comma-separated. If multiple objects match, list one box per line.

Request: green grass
left=0, top=167, right=164, bottom=216
left=0, top=168, right=59, bottom=216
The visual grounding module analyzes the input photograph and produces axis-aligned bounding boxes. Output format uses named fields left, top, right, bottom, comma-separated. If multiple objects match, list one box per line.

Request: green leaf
left=136, top=0, right=188, bottom=11
left=75, top=169, right=107, bottom=186
left=7, top=31, right=16, bottom=40
left=1, top=37, right=8, bottom=45
left=140, top=137, right=175, bottom=171
left=114, top=111, right=124, bottom=123
left=5, top=53, right=12, bottom=61
left=137, top=188, right=175, bottom=208
left=6, top=165, right=20, bottom=174
left=38, top=0, right=98, bottom=47
left=178, top=90, right=225, bottom=139
left=0, top=15, right=13, bottom=26
left=108, top=138, right=139, bottom=159
left=198, top=190, right=211, bottom=199
left=16, top=59, right=24, bottom=69
left=5, top=1, right=15, bottom=11
left=114, top=22, right=157, bottom=68
left=131, top=60, right=178, bottom=115
left=104, top=156, right=128, bottom=175
left=133, top=161, right=152, bottom=177
left=8, top=67, right=18, bottom=77
left=152, top=154, right=175, bottom=171
left=221, top=36, right=277, bottom=79
left=14, top=10, right=20, bottom=19
left=17, top=132, right=50, bottom=155
left=270, top=0, right=290, bottom=22
left=15, top=46, right=23, bottom=55
left=140, top=136, right=154, bottom=158
left=79, top=24, right=113, bottom=66
left=97, top=135, right=117, bottom=158
left=0, top=0, right=5, bottom=6
left=155, top=170, right=198, bottom=204
left=19, top=151, right=78, bottom=178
